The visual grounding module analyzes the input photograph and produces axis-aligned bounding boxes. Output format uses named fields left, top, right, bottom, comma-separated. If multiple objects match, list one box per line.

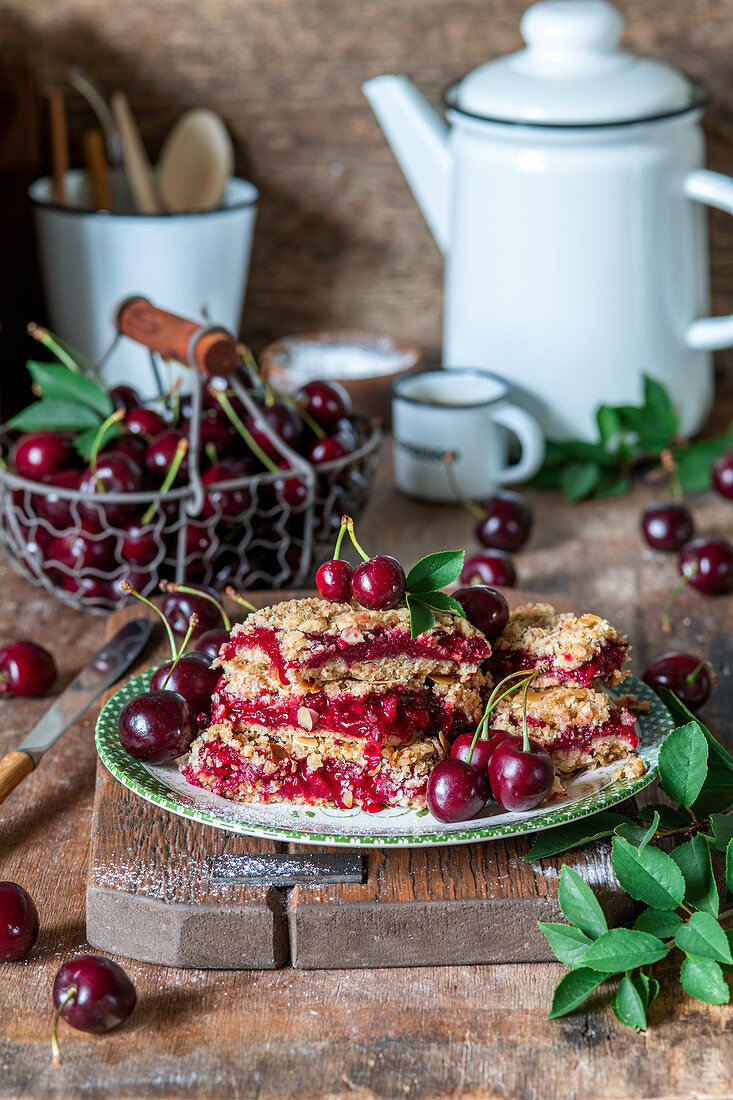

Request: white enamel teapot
left=363, top=0, right=733, bottom=441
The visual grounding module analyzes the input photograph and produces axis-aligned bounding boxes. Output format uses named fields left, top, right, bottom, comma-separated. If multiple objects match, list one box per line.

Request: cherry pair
left=316, top=517, right=406, bottom=611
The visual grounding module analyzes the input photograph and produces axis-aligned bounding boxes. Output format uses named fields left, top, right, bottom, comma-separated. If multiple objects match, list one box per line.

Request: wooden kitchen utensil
left=111, top=91, right=160, bottom=214
left=46, top=87, right=69, bottom=206
left=158, top=108, right=234, bottom=213
left=83, top=128, right=113, bottom=211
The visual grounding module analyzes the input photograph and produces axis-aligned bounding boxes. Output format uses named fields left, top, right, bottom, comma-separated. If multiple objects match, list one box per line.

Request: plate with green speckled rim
left=95, top=671, right=672, bottom=848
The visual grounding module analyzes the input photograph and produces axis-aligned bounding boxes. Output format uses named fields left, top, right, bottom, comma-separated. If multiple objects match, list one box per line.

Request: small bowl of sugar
left=260, top=331, right=422, bottom=424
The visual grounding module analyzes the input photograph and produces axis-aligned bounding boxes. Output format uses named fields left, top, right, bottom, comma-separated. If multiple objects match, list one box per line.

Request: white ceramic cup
left=392, top=368, right=545, bottom=502
left=29, top=170, right=259, bottom=398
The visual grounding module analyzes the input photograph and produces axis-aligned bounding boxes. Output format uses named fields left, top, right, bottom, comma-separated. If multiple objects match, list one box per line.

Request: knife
left=0, top=617, right=153, bottom=805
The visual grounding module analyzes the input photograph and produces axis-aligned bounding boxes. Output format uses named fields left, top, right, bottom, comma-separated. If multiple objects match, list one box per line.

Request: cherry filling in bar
left=182, top=724, right=444, bottom=812
left=489, top=603, right=630, bottom=689
left=212, top=685, right=474, bottom=750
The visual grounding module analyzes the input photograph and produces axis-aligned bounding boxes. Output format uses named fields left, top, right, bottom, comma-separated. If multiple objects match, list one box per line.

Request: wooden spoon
left=158, top=108, right=234, bottom=214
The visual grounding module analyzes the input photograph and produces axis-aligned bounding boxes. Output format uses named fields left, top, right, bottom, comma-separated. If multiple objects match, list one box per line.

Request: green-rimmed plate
left=95, top=672, right=672, bottom=848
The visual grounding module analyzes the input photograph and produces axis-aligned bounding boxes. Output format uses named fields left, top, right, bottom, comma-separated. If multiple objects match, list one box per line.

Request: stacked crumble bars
left=182, top=597, right=492, bottom=811
left=489, top=603, right=645, bottom=785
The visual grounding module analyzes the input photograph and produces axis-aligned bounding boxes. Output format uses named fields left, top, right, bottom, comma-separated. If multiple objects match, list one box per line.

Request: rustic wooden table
left=1, top=440, right=732, bottom=1099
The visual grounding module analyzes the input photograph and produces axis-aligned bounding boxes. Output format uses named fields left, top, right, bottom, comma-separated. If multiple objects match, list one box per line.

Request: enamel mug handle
left=489, top=403, right=545, bottom=486
left=685, top=170, right=733, bottom=350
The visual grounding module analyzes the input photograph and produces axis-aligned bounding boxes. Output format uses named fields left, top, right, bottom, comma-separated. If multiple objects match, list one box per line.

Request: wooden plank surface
left=1, top=447, right=732, bottom=1095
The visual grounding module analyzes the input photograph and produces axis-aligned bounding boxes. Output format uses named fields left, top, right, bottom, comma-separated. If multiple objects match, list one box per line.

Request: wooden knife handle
left=116, top=297, right=239, bottom=377
left=0, top=751, right=35, bottom=804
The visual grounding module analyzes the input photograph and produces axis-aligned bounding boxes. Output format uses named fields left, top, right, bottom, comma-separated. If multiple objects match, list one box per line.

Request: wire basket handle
left=116, top=297, right=239, bottom=378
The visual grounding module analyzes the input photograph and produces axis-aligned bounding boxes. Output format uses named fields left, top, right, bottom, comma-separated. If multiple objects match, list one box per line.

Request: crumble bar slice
left=491, top=684, right=641, bottom=777
left=181, top=720, right=445, bottom=812
left=221, top=597, right=491, bottom=686
left=491, top=603, right=629, bottom=688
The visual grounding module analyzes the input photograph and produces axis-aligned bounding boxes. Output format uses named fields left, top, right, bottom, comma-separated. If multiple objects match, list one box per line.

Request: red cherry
left=643, top=652, right=712, bottom=711
left=679, top=537, right=733, bottom=595
left=195, top=628, right=230, bottom=663
left=62, top=574, right=111, bottom=604
left=110, top=385, right=142, bottom=412
left=350, top=555, right=405, bottom=610
left=488, top=735, right=555, bottom=812
left=126, top=407, right=166, bottom=437
left=201, top=462, right=250, bottom=520
left=316, top=559, right=353, bottom=602
left=308, top=436, right=348, bottom=466
left=12, top=432, right=72, bottom=481
left=103, top=435, right=147, bottom=473
left=0, top=881, right=39, bottom=960
left=0, top=641, right=57, bottom=697
left=476, top=491, right=532, bottom=553
left=450, top=730, right=508, bottom=773
left=426, top=758, right=489, bottom=822
left=118, top=690, right=196, bottom=763
left=452, top=585, right=509, bottom=638
left=78, top=454, right=141, bottom=525
left=150, top=654, right=219, bottom=725
left=460, top=551, right=516, bottom=588
left=641, top=502, right=694, bottom=551
left=160, top=588, right=223, bottom=637
left=245, top=403, right=303, bottom=462
left=194, top=415, right=232, bottom=461
left=53, top=955, right=136, bottom=1035
left=145, top=431, right=189, bottom=484
left=120, top=520, right=161, bottom=566
left=32, top=468, right=80, bottom=528
left=295, top=380, right=351, bottom=430
left=49, top=530, right=116, bottom=574
left=712, top=453, right=733, bottom=501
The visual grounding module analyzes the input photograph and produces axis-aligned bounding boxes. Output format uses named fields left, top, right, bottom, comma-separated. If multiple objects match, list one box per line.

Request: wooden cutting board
left=86, top=594, right=636, bottom=970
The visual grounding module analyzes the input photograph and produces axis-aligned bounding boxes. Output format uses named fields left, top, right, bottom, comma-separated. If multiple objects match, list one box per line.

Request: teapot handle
left=685, top=170, right=733, bottom=350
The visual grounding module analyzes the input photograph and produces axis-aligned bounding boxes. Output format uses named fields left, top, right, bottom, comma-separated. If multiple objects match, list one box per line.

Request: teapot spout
left=362, top=75, right=450, bottom=253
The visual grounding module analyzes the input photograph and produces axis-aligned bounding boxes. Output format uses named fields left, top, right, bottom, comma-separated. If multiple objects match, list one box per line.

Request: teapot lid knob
left=520, top=0, right=625, bottom=72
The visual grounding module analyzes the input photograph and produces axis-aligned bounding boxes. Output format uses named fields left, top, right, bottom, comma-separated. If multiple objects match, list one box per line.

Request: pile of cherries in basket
left=8, top=352, right=365, bottom=604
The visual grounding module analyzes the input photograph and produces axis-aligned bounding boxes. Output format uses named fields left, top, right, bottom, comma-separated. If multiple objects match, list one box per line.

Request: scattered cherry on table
left=0, top=881, right=39, bottom=961
left=0, top=641, right=57, bottom=697
left=459, top=550, right=516, bottom=588
left=476, top=491, right=532, bottom=553
left=641, top=501, right=694, bottom=551
left=52, top=955, right=136, bottom=1061
left=679, top=537, right=733, bottom=595
left=712, top=453, right=733, bottom=501
left=643, top=652, right=713, bottom=711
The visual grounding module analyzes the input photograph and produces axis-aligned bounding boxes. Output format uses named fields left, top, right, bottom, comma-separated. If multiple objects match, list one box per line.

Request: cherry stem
left=661, top=567, right=696, bottom=636
left=120, top=580, right=177, bottom=660
left=466, top=670, right=539, bottom=766
left=89, top=408, right=126, bottom=485
left=213, top=390, right=279, bottom=473
left=162, top=614, right=199, bottom=687
left=204, top=442, right=218, bottom=466
left=344, top=516, right=370, bottom=562
left=50, top=985, right=76, bottom=1065
left=224, top=586, right=256, bottom=613
left=160, top=580, right=231, bottom=631
left=521, top=669, right=541, bottom=752
left=28, top=322, right=84, bottom=376
left=685, top=659, right=717, bottom=688
left=332, top=517, right=349, bottom=561
left=141, top=438, right=188, bottom=524
left=443, top=452, right=484, bottom=519
left=237, top=342, right=261, bottom=386
left=659, top=448, right=684, bottom=503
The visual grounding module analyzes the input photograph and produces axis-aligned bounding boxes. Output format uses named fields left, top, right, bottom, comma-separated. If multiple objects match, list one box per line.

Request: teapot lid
left=447, top=0, right=701, bottom=126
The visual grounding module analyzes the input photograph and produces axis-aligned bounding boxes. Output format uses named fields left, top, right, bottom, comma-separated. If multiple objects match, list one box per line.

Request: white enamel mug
left=392, top=368, right=545, bottom=502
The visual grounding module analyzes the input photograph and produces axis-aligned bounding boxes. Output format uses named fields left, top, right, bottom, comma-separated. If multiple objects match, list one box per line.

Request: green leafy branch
left=526, top=691, right=733, bottom=1028
left=7, top=329, right=117, bottom=461
left=530, top=376, right=733, bottom=503
left=405, top=550, right=465, bottom=638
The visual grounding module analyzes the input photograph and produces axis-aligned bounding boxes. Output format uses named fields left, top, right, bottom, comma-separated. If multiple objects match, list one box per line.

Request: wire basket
left=0, top=299, right=382, bottom=613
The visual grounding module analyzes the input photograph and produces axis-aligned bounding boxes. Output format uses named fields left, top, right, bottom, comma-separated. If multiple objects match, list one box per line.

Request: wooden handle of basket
left=116, top=297, right=239, bottom=377
left=0, top=751, right=35, bottom=805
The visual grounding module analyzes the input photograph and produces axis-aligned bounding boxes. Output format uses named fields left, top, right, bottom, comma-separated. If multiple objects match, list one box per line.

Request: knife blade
left=0, top=617, right=153, bottom=804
